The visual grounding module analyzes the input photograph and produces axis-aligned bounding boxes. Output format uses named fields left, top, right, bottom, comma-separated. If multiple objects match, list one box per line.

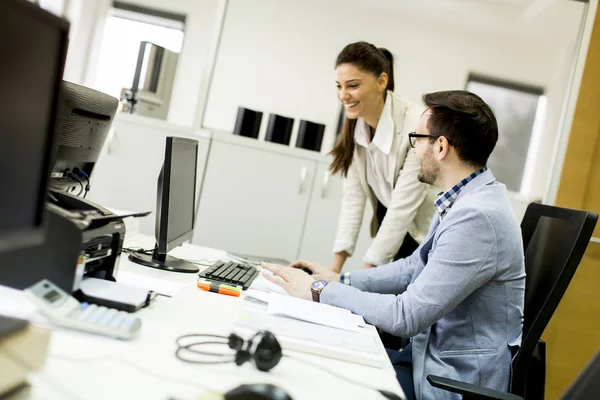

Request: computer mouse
left=224, top=383, right=293, bottom=400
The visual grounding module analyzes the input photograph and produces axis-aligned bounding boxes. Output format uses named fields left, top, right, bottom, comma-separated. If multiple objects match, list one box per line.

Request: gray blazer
left=321, top=170, right=526, bottom=399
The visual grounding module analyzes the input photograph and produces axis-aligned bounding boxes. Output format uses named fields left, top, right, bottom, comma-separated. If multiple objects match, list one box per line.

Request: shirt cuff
left=340, top=272, right=351, bottom=285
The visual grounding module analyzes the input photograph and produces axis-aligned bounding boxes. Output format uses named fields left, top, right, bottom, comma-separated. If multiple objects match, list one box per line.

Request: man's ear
left=435, top=136, right=450, bottom=161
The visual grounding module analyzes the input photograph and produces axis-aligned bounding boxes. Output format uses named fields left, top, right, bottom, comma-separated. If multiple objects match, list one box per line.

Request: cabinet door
left=88, top=117, right=210, bottom=237
left=297, top=161, right=374, bottom=271
left=193, top=139, right=316, bottom=261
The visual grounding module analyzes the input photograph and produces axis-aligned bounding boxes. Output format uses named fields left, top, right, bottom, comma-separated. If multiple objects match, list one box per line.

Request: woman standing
left=330, top=42, right=435, bottom=272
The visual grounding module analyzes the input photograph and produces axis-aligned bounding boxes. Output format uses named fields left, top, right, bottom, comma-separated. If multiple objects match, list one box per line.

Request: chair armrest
left=426, top=375, right=523, bottom=400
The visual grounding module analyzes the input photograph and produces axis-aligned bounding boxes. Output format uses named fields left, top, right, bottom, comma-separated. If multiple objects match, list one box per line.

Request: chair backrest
left=560, top=349, right=600, bottom=399
left=511, top=203, right=598, bottom=397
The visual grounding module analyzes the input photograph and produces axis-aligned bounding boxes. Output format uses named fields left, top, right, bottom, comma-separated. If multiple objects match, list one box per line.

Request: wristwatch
left=311, top=280, right=327, bottom=302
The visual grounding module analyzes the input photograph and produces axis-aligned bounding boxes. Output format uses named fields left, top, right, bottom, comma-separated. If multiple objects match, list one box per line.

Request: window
left=38, top=0, right=65, bottom=16
left=466, top=74, right=546, bottom=194
left=94, top=2, right=185, bottom=104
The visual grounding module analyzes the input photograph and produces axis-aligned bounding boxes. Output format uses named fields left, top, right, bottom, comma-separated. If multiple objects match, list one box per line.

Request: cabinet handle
left=321, top=171, right=330, bottom=198
left=298, top=166, right=308, bottom=194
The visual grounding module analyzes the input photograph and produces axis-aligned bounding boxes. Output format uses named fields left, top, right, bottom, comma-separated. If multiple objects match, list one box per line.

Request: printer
left=0, top=189, right=131, bottom=298
left=47, top=189, right=126, bottom=290
left=46, top=190, right=153, bottom=312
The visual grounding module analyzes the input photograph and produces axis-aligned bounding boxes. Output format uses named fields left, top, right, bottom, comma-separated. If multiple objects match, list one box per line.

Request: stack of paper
left=267, top=293, right=365, bottom=332
left=239, top=281, right=382, bottom=367
left=244, top=290, right=366, bottom=331
left=234, top=309, right=384, bottom=368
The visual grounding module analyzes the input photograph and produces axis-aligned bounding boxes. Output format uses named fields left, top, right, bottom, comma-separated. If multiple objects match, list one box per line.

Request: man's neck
left=439, top=165, right=482, bottom=192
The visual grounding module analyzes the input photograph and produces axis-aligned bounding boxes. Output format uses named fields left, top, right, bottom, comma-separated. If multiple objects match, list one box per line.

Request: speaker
left=296, top=120, right=325, bottom=152
left=233, top=107, right=263, bottom=139
left=265, top=114, right=294, bottom=145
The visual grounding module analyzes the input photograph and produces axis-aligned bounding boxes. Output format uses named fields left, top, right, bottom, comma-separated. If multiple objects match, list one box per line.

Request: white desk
left=10, top=234, right=404, bottom=400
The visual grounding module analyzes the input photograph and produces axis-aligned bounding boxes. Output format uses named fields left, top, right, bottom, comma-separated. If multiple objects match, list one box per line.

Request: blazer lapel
left=387, top=93, right=407, bottom=185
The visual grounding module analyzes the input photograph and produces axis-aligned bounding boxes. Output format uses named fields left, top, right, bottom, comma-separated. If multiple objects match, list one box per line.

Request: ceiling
left=348, top=0, right=587, bottom=45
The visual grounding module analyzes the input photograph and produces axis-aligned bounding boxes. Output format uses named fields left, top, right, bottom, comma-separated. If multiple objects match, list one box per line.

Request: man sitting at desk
left=262, top=90, right=526, bottom=400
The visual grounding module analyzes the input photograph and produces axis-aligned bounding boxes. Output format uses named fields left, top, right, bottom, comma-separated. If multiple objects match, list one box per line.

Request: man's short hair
left=423, top=90, right=498, bottom=168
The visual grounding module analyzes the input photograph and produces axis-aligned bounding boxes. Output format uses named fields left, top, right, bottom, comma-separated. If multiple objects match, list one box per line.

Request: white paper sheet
left=267, top=293, right=362, bottom=332
left=243, top=289, right=272, bottom=304
left=0, top=284, right=48, bottom=324
left=248, top=273, right=289, bottom=295
left=116, top=271, right=186, bottom=297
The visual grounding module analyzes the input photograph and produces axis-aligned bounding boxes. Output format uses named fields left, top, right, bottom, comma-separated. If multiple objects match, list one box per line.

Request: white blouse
left=354, top=95, right=394, bottom=208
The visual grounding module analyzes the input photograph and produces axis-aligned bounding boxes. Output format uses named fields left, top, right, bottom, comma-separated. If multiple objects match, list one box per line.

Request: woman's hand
left=330, top=252, right=348, bottom=274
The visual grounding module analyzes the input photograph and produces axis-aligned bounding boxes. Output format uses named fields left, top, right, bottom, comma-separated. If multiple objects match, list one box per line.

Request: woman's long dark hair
left=330, top=42, right=394, bottom=177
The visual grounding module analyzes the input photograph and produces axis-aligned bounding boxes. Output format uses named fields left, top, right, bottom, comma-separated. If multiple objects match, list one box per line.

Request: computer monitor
left=0, top=0, right=69, bottom=254
left=49, top=81, right=118, bottom=196
left=129, top=136, right=199, bottom=273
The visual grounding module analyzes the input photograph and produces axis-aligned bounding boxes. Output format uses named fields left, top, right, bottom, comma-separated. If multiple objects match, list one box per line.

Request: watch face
left=311, top=280, right=327, bottom=291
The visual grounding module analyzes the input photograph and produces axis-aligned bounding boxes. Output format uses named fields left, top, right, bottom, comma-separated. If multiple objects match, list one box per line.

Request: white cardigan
left=332, top=91, right=437, bottom=266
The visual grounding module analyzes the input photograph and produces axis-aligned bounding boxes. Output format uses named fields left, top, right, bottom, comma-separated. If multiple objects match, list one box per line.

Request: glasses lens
left=409, top=136, right=416, bottom=148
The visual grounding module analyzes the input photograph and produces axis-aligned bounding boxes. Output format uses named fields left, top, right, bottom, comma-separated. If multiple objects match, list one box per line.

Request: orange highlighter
left=197, top=280, right=241, bottom=297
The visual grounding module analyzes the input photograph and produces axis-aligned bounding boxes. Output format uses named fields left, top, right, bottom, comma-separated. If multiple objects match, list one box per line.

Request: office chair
left=427, top=203, right=598, bottom=400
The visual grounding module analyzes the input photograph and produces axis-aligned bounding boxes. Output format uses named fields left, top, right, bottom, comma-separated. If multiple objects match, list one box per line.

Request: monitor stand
left=128, top=250, right=199, bottom=273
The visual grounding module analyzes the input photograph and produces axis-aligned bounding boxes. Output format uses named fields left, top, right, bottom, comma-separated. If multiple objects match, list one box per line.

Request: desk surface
left=9, top=234, right=404, bottom=400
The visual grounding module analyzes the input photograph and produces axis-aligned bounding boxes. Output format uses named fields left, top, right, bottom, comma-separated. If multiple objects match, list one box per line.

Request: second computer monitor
left=129, top=136, right=199, bottom=273
left=50, top=81, right=118, bottom=194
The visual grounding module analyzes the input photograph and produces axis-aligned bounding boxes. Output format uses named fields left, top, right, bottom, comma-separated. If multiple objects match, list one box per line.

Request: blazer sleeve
left=322, top=207, right=498, bottom=337
left=332, top=161, right=368, bottom=256
left=341, top=247, right=421, bottom=294
left=363, top=137, right=429, bottom=266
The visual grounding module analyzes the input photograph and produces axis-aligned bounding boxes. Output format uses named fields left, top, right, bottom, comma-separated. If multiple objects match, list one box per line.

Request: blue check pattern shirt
left=339, top=167, right=488, bottom=285
left=435, top=167, right=488, bottom=220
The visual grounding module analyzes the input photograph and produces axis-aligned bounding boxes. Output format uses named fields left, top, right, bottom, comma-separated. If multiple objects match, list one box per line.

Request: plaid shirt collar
left=435, top=167, right=488, bottom=219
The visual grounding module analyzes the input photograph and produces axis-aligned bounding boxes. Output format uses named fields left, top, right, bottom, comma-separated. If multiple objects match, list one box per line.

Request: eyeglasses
left=408, top=132, right=452, bottom=148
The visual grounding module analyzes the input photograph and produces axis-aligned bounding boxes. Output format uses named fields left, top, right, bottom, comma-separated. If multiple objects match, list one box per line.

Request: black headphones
left=175, top=330, right=283, bottom=372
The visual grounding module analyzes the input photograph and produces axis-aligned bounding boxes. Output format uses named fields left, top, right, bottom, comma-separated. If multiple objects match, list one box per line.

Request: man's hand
left=290, top=260, right=340, bottom=283
left=261, top=263, right=314, bottom=300
left=361, top=263, right=375, bottom=269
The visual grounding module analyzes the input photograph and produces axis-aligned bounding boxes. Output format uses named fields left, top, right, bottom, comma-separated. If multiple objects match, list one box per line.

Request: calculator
left=24, top=279, right=141, bottom=340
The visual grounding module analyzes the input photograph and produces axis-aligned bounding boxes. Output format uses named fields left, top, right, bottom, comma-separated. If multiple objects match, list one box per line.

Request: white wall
left=201, top=0, right=583, bottom=200
left=62, top=0, right=219, bottom=128
left=62, top=0, right=585, bottom=200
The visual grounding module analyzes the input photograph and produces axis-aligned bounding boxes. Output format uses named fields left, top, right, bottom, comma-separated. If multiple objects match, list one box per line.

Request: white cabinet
left=90, top=117, right=375, bottom=267
left=296, top=161, right=374, bottom=271
left=296, top=162, right=343, bottom=265
left=88, top=114, right=210, bottom=236
left=192, top=136, right=317, bottom=261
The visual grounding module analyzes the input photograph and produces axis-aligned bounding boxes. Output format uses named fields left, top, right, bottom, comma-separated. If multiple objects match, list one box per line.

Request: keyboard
left=198, top=261, right=259, bottom=290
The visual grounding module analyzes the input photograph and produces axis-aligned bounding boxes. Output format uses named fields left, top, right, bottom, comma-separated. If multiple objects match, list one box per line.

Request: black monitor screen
left=0, top=1, right=67, bottom=245
left=166, top=138, right=198, bottom=244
